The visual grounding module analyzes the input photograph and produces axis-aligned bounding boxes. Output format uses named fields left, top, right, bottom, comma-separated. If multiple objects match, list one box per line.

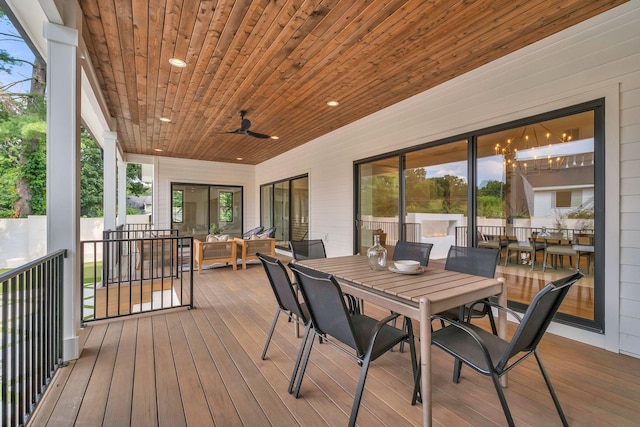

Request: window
left=261, top=175, right=309, bottom=248
left=555, top=191, right=573, bottom=208
left=219, top=191, right=233, bottom=222
left=172, top=190, right=183, bottom=223
left=355, top=99, right=603, bottom=332
left=170, top=184, right=243, bottom=239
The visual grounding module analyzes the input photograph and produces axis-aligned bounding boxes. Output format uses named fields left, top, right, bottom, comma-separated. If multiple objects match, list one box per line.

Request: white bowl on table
left=393, top=260, right=421, bottom=272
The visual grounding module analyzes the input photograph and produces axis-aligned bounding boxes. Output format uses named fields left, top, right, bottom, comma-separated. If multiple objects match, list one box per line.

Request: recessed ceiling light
left=154, top=148, right=163, bottom=152
left=270, top=135, right=279, bottom=140
left=159, top=117, right=171, bottom=122
left=168, top=58, right=187, bottom=68
left=327, top=100, right=339, bottom=107
left=236, top=157, right=244, bottom=161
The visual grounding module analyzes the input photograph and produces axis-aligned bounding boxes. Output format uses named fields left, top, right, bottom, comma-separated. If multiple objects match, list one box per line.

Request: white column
left=117, top=161, right=127, bottom=226
left=44, top=21, right=81, bottom=361
left=103, top=131, right=117, bottom=230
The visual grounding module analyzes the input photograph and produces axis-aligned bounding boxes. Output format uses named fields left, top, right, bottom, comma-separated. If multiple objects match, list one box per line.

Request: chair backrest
left=242, top=226, right=264, bottom=239
left=257, top=253, right=307, bottom=322
left=444, top=245, right=499, bottom=278
left=289, top=239, right=327, bottom=260
left=498, top=271, right=584, bottom=371
left=289, top=263, right=361, bottom=354
left=392, top=241, right=433, bottom=266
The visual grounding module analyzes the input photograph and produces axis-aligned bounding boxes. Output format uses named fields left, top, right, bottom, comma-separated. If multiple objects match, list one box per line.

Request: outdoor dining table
left=297, top=254, right=507, bottom=427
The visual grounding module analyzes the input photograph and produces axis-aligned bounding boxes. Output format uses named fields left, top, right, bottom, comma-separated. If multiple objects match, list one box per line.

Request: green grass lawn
left=1, top=262, right=102, bottom=284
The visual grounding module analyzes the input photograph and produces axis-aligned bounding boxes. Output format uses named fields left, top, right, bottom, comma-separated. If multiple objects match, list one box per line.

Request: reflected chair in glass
left=289, top=263, right=418, bottom=427
left=542, top=234, right=578, bottom=272
left=422, top=271, right=583, bottom=427
left=257, top=253, right=311, bottom=394
left=504, top=234, right=544, bottom=270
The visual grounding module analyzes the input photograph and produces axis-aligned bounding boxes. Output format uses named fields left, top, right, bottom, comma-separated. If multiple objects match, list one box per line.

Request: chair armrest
left=431, top=314, right=497, bottom=373
left=366, top=312, right=402, bottom=349
left=474, top=300, right=523, bottom=323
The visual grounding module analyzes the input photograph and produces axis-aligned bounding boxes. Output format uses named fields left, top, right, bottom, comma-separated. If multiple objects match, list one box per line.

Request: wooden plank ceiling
left=80, top=0, right=627, bottom=165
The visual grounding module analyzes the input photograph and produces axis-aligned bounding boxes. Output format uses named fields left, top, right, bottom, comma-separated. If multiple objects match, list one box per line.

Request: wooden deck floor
left=29, top=256, right=640, bottom=426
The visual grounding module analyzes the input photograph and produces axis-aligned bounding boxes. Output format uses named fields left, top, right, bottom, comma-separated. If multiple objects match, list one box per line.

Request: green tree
left=477, top=180, right=505, bottom=198
left=0, top=9, right=47, bottom=217
left=80, top=128, right=103, bottom=217
left=126, top=163, right=151, bottom=196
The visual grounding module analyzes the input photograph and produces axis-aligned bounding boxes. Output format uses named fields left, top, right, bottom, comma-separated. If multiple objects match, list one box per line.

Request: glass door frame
left=354, top=98, right=605, bottom=332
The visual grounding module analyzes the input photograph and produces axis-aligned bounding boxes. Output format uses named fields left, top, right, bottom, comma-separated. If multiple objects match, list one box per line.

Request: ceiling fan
left=220, top=110, right=272, bottom=139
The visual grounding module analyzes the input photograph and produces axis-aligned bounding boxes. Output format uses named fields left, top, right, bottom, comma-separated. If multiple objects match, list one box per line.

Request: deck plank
left=75, top=322, right=122, bottom=425
left=152, top=314, right=187, bottom=427
left=131, top=317, right=157, bottom=426
left=28, top=256, right=640, bottom=427
left=103, top=318, right=137, bottom=426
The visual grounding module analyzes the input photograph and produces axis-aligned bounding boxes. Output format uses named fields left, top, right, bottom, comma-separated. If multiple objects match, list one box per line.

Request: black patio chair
left=289, top=239, right=327, bottom=260
left=257, top=253, right=312, bottom=394
left=418, top=271, right=583, bottom=427
left=289, top=263, right=418, bottom=427
left=289, top=239, right=360, bottom=314
left=440, top=245, right=501, bottom=381
left=391, top=241, right=433, bottom=351
left=392, top=240, right=433, bottom=266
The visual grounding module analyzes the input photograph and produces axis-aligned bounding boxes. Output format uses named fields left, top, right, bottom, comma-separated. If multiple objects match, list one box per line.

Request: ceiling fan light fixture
left=168, top=58, right=187, bottom=68
left=327, top=100, right=339, bottom=107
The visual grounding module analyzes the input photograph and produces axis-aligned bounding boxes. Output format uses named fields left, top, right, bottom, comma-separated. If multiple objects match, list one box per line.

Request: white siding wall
left=126, top=155, right=259, bottom=233
left=253, top=2, right=640, bottom=356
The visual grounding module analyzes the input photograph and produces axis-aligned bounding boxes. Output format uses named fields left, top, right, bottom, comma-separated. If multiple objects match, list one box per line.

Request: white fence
left=0, top=215, right=151, bottom=269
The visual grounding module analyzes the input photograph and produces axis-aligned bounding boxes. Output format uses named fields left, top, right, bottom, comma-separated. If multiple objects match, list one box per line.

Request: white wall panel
left=154, top=157, right=256, bottom=232
left=255, top=2, right=640, bottom=355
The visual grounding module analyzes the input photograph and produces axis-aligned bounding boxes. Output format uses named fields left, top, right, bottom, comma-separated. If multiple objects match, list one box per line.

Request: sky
left=0, top=11, right=36, bottom=94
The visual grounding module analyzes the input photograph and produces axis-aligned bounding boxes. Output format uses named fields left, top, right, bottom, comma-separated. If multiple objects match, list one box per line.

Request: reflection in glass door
left=171, top=183, right=243, bottom=240
left=261, top=175, right=309, bottom=248
left=476, top=110, right=597, bottom=323
left=404, top=141, right=468, bottom=260
left=356, top=157, right=400, bottom=255
left=274, top=181, right=290, bottom=242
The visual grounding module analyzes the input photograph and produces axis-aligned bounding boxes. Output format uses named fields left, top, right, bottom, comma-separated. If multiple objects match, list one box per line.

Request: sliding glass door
left=261, top=175, right=309, bottom=248
left=171, top=183, right=243, bottom=241
left=356, top=157, right=400, bottom=255
left=355, top=99, right=603, bottom=331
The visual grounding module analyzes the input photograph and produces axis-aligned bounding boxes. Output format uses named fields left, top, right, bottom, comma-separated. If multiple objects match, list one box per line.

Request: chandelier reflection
left=494, top=125, right=594, bottom=175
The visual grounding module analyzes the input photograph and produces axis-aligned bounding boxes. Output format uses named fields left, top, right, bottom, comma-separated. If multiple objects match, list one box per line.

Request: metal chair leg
left=288, top=321, right=312, bottom=394
left=534, top=350, right=569, bottom=427
left=293, top=329, right=316, bottom=398
left=261, top=308, right=282, bottom=360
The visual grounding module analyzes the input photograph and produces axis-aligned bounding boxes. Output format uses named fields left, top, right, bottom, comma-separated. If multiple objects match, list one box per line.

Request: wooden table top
left=297, top=255, right=503, bottom=318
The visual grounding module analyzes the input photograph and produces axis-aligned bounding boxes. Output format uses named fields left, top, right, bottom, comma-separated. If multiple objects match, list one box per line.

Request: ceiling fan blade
left=247, top=130, right=271, bottom=139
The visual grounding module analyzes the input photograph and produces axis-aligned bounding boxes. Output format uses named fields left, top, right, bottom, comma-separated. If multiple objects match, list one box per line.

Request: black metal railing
left=1, top=249, right=65, bottom=427
left=455, top=225, right=593, bottom=246
left=81, top=235, right=193, bottom=324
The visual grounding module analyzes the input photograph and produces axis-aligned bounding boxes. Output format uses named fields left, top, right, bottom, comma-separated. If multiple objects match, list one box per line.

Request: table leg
left=497, top=277, right=508, bottom=388
left=419, top=297, right=432, bottom=427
